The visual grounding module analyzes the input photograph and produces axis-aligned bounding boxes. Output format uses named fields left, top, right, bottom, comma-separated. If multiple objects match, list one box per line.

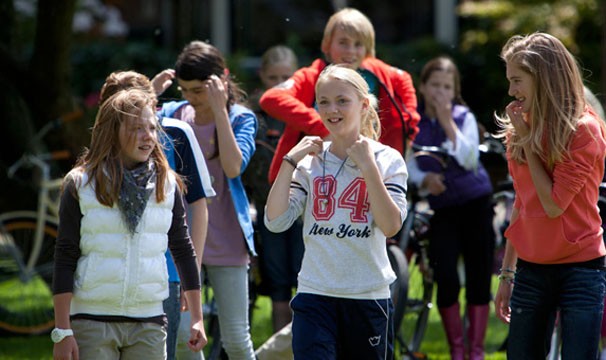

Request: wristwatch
left=51, top=328, right=74, bottom=343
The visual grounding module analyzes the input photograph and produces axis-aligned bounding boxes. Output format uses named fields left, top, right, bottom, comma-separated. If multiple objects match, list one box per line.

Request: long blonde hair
left=75, top=89, right=173, bottom=206
left=496, top=32, right=588, bottom=169
left=315, top=64, right=380, bottom=140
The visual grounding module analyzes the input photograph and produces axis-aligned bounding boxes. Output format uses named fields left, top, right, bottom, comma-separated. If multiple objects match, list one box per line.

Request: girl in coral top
left=494, top=32, right=606, bottom=359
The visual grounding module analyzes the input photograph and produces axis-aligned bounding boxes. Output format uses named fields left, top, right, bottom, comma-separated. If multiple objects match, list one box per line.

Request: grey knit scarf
left=118, top=161, right=156, bottom=235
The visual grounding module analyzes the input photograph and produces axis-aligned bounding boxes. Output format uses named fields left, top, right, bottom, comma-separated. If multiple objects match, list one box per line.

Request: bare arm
left=205, top=75, right=244, bottom=178
left=151, top=69, right=176, bottom=96
left=494, top=207, right=519, bottom=324
left=53, top=293, right=79, bottom=360
left=214, top=107, right=244, bottom=178
left=182, top=289, right=207, bottom=352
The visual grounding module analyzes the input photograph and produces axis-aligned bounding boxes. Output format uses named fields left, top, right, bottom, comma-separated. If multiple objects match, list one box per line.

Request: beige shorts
left=72, top=319, right=167, bottom=360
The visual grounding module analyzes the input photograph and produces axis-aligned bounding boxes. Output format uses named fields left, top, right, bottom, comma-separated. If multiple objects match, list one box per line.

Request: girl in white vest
left=52, top=89, right=207, bottom=360
left=265, top=64, right=408, bottom=359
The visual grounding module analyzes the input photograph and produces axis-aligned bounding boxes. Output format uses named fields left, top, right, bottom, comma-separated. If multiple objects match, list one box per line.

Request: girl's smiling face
left=119, top=106, right=157, bottom=169
left=316, top=78, right=367, bottom=140
left=506, top=61, right=535, bottom=113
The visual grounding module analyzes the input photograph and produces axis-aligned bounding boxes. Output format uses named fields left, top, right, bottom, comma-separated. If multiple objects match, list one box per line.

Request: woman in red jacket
left=260, top=7, right=420, bottom=184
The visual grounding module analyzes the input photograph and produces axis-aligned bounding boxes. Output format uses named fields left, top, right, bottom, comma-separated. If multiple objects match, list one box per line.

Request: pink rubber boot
left=438, top=303, right=465, bottom=360
left=467, top=304, right=489, bottom=360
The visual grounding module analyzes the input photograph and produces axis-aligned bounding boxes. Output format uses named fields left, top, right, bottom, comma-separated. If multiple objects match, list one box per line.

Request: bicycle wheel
left=397, top=245, right=434, bottom=354
left=388, top=244, right=408, bottom=331
left=0, top=211, right=57, bottom=335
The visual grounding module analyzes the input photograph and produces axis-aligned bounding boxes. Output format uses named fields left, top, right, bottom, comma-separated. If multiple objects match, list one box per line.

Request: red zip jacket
left=505, top=110, right=606, bottom=264
left=260, top=58, right=420, bottom=183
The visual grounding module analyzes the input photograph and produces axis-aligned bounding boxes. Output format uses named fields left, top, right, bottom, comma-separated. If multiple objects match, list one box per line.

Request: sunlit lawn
left=0, top=278, right=509, bottom=359
left=0, top=275, right=54, bottom=335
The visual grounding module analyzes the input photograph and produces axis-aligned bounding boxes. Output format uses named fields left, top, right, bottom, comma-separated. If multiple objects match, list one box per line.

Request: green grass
left=0, top=278, right=509, bottom=359
left=0, top=275, right=54, bottom=335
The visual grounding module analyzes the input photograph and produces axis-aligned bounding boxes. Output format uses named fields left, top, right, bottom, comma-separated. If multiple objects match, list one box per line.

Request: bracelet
left=498, top=273, right=515, bottom=285
left=282, top=155, right=298, bottom=169
left=499, top=267, right=516, bottom=274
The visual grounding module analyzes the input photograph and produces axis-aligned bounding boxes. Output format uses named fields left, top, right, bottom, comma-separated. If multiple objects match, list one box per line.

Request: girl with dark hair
left=157, top=40, right=257, bottom=360
left=407, top=56, right=494, bottom=360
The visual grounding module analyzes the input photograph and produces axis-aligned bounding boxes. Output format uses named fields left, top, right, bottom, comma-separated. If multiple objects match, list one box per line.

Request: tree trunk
left=0, top=0, right=78, bottom=212
left=29, top=0, right=78, bottom=128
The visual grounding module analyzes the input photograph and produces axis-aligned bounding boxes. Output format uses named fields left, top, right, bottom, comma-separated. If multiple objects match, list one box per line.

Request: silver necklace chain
left=321, top=148, right=348, bottom=202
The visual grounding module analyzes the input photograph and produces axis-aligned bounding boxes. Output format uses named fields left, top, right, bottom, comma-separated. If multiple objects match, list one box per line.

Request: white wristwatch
left=51, top=328, right=74, bottom=343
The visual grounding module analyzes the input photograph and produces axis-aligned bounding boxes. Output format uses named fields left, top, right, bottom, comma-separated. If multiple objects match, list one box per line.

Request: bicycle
left=0, top=110, right=80, bottom=335
left=388, top=144, right=450, bottom=359
left=388, top=188, right=434, bottom=360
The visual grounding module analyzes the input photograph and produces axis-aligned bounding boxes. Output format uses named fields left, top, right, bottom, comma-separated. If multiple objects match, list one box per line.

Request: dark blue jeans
left=508, top=262, right=606, bottom=359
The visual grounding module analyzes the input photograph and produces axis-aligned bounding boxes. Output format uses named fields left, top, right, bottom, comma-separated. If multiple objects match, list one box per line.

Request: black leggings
left=428, top=194, right=495, bottom=308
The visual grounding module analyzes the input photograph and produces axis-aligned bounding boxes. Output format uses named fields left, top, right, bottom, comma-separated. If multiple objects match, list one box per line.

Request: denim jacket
left=159, top=101, right=258, bottom=256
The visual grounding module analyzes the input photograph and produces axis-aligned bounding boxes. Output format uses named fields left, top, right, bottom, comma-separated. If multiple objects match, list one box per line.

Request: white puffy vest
left=70, top=172, right=176, bottom=318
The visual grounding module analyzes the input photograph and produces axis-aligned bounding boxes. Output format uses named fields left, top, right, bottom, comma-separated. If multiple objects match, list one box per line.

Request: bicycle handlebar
left=9, top=108, right=81, bottom=179
left=7, top=151, right=72, bottom=179
left=411, top=143, right=448, bottom=156
left=411, top=143, right=449, bottom=170
left=28, top=109, right=83, bottom=150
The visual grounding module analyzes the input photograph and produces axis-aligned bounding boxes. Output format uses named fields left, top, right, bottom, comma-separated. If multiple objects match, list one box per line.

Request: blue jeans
left=508, top=262, right=606, bottom=359
left=162, top=281, right=180, bottom=360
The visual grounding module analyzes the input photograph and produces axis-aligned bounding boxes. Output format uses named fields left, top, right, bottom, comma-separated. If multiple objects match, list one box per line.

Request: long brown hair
left=496, top=33, right=601, bottom=169
left=75, top=89, right=173, bottom=206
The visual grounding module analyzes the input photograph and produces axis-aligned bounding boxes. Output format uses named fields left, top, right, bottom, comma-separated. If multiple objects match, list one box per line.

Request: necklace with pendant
left=320, top=148, right=348, bottom=211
